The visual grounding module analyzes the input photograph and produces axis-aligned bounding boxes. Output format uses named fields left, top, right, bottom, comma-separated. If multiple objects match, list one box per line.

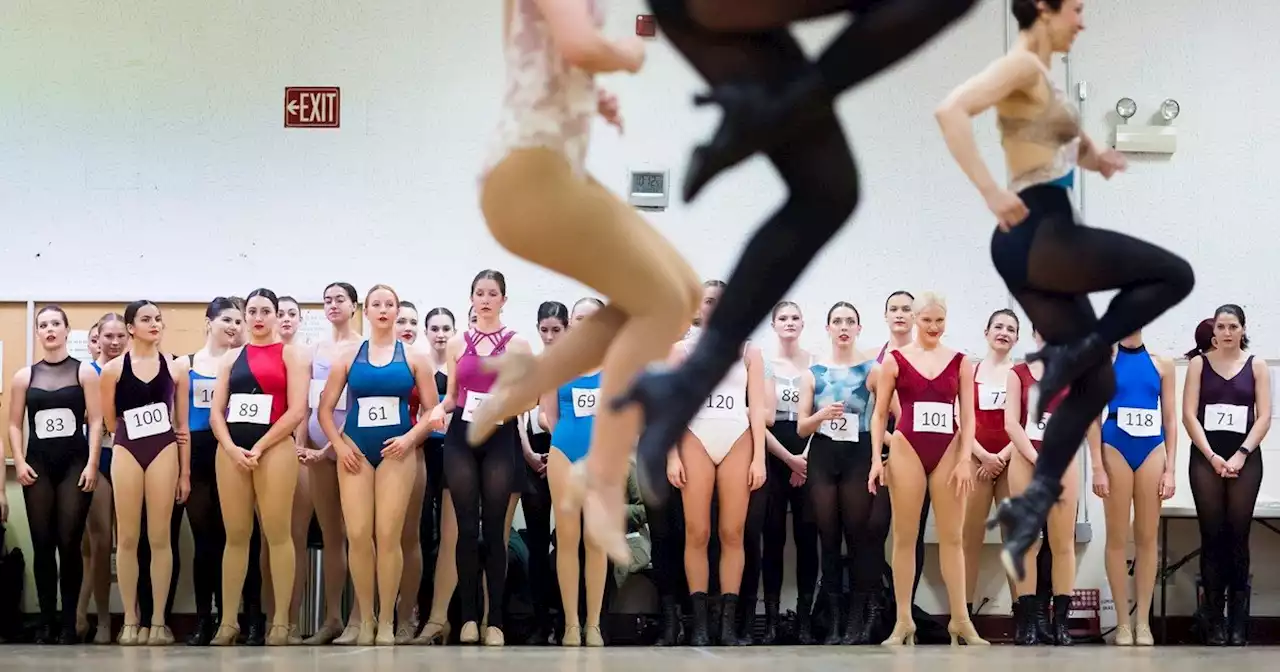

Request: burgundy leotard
left=892, top=350, right=964, bottom=475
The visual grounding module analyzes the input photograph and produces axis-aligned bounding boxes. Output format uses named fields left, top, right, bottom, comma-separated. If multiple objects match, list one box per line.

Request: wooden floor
left=2, top=645, right=1279, bottom=671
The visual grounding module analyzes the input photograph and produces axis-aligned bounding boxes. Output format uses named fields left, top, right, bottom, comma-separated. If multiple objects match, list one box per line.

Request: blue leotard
left=91, top=360, right=113, bottom=478
left=550, top=371, right=601, bottom=463
left=1103, top=344, right=1164, bottom=471
left=342, top=341, right=416, bottom=468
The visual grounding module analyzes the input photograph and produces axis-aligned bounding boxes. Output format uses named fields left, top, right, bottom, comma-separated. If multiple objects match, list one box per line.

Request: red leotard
left=226, top=342, right=289, bottom=448
left=973, top=360, right=1010, bottom=454
left=1013, top=362, right=1068, bottom=452
left=891, top=350, right=964, bottom=475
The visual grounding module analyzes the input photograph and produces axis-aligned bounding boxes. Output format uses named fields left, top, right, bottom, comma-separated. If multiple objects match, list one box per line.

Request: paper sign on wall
left=297, top=310, right=330, bottom=347
left=67, top=330, right=92, bottom=362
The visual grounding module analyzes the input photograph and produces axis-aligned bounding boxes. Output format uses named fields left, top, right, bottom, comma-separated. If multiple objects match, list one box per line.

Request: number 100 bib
left=124, top=402, right=172, bottom=440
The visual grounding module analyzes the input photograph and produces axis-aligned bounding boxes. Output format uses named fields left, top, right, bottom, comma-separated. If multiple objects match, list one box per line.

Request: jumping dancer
left=935, top=0, right=1194, bottom=578
left=614, top=0, right=981, bottom=505
left=465, top=0, right=701, bottom=562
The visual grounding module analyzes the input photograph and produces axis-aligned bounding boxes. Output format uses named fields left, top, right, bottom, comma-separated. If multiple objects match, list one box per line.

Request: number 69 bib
left=912, top=401, right=954, bottom=434
left=123, top=402, right=172, bottom=441
left=357, top=396, right=401, bottom=428
left=571, top=388, right=600, bottom=418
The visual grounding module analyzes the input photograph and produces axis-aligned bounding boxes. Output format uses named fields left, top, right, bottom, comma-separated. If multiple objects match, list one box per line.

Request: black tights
left=23, top=452, right=92, bottom=630
left=186, top=434, right=225, bottom=619
left=648, top=0, right=978, bottom=372
left=738, top=484, right=769, bottom=604
left=444, top=420, right=518, bottom=628
left=808, top=439, right=888, bottom=595
left=1190, top=443, right=1263, bottom=594
left=762, top=424, right=818, bottom=601
left=645, top=481, right=687, bottom=600
left=993, top=186, right=1193, bottom=486
left=522, top=444, right=554, bottom=622
left=418, top=437, right=446, bottom=615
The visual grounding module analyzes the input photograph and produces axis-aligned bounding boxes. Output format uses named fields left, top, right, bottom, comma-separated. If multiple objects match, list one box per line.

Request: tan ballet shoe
left=288, top=624, right=303, bottom=645
left=303, top=620, right=344, bottom=645
left=375, top=622, right=397, bottom=646
left=93, top=624, right=112, bottom=645
left=333, top=622, right=361, bottom=646
left=116, top=624, right=141, bottom=646
left=411, top=621, right=450, bottom=645
left=562, top=625, right=581, bottom=647
left=356, top=621, right=376, bottom=646
left=584, top=625, right=604, bottom=647
left=1113, top=624, right=1133, bottom=646
left=1134, top=624, right=1154, bottom=646
left=947, top=619, right=989, bottom=646
left=147, top=625, right=175, bottom=646
left=459, top=621, right=480, bottom=644
left=881, top=621, right=916, bottom=646
left=210, top=624, right=240, bottom=646
left=483, top=626, right=505, bottom=647
left=266, top=624, right=292, bottom=646
left=136, top=627, right=149, bottom=644
left=394, top=622, right=416, bottom=644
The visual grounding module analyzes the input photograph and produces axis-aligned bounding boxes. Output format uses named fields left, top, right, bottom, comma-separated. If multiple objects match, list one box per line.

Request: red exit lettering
left=285, top=87, right=341, bottom=128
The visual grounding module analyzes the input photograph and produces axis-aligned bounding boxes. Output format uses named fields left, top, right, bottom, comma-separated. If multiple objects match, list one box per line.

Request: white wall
left=3, top=0, right=1278, bottom=618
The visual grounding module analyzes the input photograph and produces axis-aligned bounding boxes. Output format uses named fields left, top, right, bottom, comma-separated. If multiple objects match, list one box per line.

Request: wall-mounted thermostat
left=627, top=169, right=670, bottom=210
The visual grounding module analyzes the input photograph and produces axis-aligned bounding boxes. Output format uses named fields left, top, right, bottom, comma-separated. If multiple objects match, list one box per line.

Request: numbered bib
left=775, top=383, right=800, bottom=413
left=571, top=388, right=600, bottom=418
left=1204, top=403, right=1247, bottom=434
left=123, top=402, right=172, bottom=441
left=977, top=384, right=1007, bottom=411
left=461, top=392, right=493, bottom=424
left=528, top=406, right=546, bottom=434
left=192, top=379, right=216, bottom=409
left=912, top=401, right=953, bottom=434
left=34, top=408, right=76, bottom=439
left=1117, top=406, right=1160, bottom=438
left=228, top=393, right=273, bottom=425
left=308, top=380, right=348, bottom=411
left=1025, top=413, right=1050, bottom=442
left=818, top=412, right=858, bottom=442
left=702, top=386, right=742, bottom=420
left=357, top=396, right=401, bottom=428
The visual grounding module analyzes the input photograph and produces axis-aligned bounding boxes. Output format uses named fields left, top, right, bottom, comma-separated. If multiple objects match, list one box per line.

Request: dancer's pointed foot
left=467, top=352, right=538, bottom=445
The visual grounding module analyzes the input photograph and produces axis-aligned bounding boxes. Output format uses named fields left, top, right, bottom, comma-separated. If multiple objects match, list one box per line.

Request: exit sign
left=285, top=87, right=340, bottom=128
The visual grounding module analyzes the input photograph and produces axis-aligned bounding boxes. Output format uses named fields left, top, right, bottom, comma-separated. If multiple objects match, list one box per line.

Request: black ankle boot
left=857, top=592, right=884, bottom=644
left=761, top=599, right=780, bottom=644
left=1202, top=588, right=1227, bottom=646
left=992, top=480, right=1063, bottom=581
left=187, top=615, right=215, bottom=646
left=718, top=594, right=741, bottom=646
left=689, top=592, right=711, bottom=647
left=1227, top=589, right=1250, bottom=646
left=1014, top=596, right=1038, bottom=645
left=841, top=592, right=868, bottom=644
left=34, top=620, right=56, bottom=645
left=821, top=592, right=842, bottom=645
left=1026, top=334, right=1109, bottom=424
left=613, top=331, right=739, bottom=505
left=734, top=597, right=755, bottom=645
left=244, top=614, right=266, bottom=646
left=795, top=593, right=815, bottom=644
left=1032, top=595, right=1054, bottom=644
left=656, top=596, right=682, bottom=646
left=1051, top=595, right=1073, bottom=645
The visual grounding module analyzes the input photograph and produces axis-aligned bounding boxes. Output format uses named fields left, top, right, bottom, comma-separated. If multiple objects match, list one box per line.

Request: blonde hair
left=912, top=291, right=947, bottom=315
left=365, top=283, right=400, bottom=307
